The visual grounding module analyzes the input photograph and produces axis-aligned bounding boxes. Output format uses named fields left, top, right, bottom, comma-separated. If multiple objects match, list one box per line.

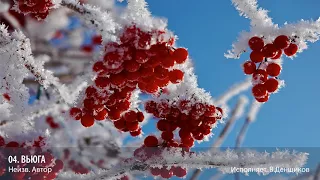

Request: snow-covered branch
left=61, top=0, right=117, bottom=42
left=226, top=0, right=320, bottom=59
left=57, top=149, right=308, bottom=180
left=231, top=0, right=275, bottom=28
left=215, top=78, right=251, bottom=106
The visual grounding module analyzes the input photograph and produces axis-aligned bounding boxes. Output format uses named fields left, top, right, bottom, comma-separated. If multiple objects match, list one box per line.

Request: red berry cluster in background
left=81, top=35, right=103, bottom=53
left=2, top=93, right=11, bottom=101
left=15, top=0, right=54, bottom=20
left=0, top=136, right=64, bottom=180
left=242, top=35, right=299, bottom=102
left=45, top=116, right=60, bottom=129
left=61, top=147, right=107, bottom=175
left=70, top=25, right=188, bottom=129
left=144, top=99, right=222, bottom=149
left=0, top=1, right=26, bottom=31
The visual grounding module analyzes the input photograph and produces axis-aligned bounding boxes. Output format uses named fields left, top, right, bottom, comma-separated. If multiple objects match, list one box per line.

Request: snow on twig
left=226, top=0, right=320, bottom=59
left=57, top=148, right=308, bottom=180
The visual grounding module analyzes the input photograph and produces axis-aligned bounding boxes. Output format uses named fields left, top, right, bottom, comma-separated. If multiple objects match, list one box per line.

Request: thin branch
left=57, top=149, right=308, bottom=180
left=190, top=96, right=248, bottom=180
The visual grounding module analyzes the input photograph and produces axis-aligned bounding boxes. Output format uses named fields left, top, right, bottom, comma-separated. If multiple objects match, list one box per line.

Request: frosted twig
left=215, top=78, right=251, bottom=106
left=61, top=0, right=117, bottom=43
left=212, top=96, right=248, bottom=148
left=234, top=100, right=262, bottom=180
left=57, top=149, right=308, bottom=180
left=226, top=0, right=320, bottom=59
left=189, top=96, right=248, bottom=180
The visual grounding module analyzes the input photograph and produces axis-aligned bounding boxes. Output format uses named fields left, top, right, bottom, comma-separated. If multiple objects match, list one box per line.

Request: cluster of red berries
left=62, top=148, right=105, bottom=175
left=0, top=136, right=64, bottom=180
left=81, top=35, right=103, bottom=53
left=45, top=116, right=59, bottom=129
left=144, top=99, right=222, bottom=148
left=70, top=25, right=188, bottom=129
left=133, top=144, right=188, bottom=178
left=16, top=0, right=54, bottom=20
left=242, top=35, right=299, bottom=102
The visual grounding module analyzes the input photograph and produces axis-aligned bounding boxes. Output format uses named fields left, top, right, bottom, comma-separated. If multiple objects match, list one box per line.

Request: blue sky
left=131, top=0, right=320, bottom=179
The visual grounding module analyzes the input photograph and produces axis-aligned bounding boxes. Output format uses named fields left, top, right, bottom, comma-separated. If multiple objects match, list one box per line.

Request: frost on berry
left=14, top=0, right=54, bottom=20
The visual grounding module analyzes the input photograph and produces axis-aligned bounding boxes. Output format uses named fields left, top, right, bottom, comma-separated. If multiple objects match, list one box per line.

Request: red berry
left=255, top=94, right=269, bottom=102
left=137, top=112, right=144, bottom=122
left=252, top=84, right=267, bottom=98
left=6, top=141, right=19, bottom=147
left=250, top=50, right=264, bottom=63
left=180, top=137, right=194, bottom=147
left=145, top=101, right=157, bottom=113
left=92, top=35, right=102, bottom=45
left=110, top=73, right=126, bottom=86
left=124, top=111, right=137, bottom=122
left=161, top=55, right=175, bottom=68
left=126, top=121, right=139, bottom=131
left=93, top=61, right=107, bottom=73
left=114, top=119, right=126, bottom=130
left=84, top=98, right=95, bottom=109
left=108, top=109, right=121, bottom=121
left=161, top=131, right=174, bottom=141
left=94, top=108, right=108, bottom=120
left=248, top=36, right=264, bottom=51
left=95, top=77, right=110, bottom=88
left=139, top=67, right=154, bottom=77
left=169, top=69, right=184, bottom=84
left=81, top=45, right=93, bottom=53
left=273, top=35, right=290, bottom=49
left=193, top=131, right=204, bottom=140
left=265, top=78, right=279, bottom=93
left=0, top=136, right=4, bottom=146
left=160, top=168, right=174, bottom=179
left=53, top=159, right=64, bottom=171
left=261, top=44, right=278, bottom=58
left=252, top=69, right=268, bottom=83
left=173, top=48, right=188, bottom=64
left=145, top=82, right=159, bottom=94
left=126, top=71, right=140, bottom=81
left=156, top=78, right=170, bottom=87
left=150, top=167, right=162, bottom=176
left=154, top=66, right=169, bottom=80
left=157, top=119, right=170, bottom=131
left=271, top=49, right=282, bottom=60
left=204, top=104, right=216, bottom=117
left=130, top=128, right=142, bottom=136
left=284, top=43, right=298, bottom=56
left=242, top=61, right=256, bottom=75
left=124, top=60, right=140, bottom=72
left=179, top=129, right=192, bottom=139
left=81, top=114, right=95, bottom=127
left=70, top=107, right=82, bottom=120
left=3, top=93, right=10, bottom=101
left=179, top=100, right=192, bottom=111
left=144, top=135, right=158, bottom=147
left=266, top=63, right=281, bottom=77
left=135, top=50, right=149, bottom=63
left=172, top=167, right=187, bottom=177
left=85, top=86, right=98, bottom=97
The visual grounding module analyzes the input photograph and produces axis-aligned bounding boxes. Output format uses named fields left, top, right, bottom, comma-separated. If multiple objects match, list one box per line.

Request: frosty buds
left=243, top=35, right=299, bottom=102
